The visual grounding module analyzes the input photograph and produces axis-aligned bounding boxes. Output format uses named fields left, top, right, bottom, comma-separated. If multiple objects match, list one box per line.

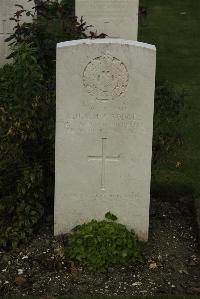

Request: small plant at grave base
left=67, top=213, right=141, bottom=272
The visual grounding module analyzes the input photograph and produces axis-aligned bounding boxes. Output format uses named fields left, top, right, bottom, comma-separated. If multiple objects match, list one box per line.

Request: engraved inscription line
left=88, top=138, right=120, bottom=190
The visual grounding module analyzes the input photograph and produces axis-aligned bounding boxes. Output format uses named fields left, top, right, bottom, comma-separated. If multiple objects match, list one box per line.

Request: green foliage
left=0, top=42, right=54, bottom=248
left=0, top=0, right=87, bottom=249
left=67, top=214, right=141, bottom=272
left=105, top=211, right=118, bottom=221
left=6, top=0, right=88, bottom=74
left=152, top=81, right=185, bottom=169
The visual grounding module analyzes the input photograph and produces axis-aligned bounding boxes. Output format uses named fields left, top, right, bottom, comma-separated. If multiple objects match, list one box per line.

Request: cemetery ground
left=0, top=197, right=199, bottom=296
left=0, top=0, right=200, bottom=298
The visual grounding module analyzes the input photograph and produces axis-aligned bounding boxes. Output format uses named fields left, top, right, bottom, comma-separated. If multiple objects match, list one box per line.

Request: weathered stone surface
left=0, top=35, right=9, bottom=64
left=55, top=39, right=156, bottom=241
left=76, top=0, right=139, bottom=40
left=0, top=0, right=34, bottom=66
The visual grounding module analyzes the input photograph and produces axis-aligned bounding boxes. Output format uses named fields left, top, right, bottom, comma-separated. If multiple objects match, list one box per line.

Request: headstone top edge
left=57, top=39, right=156, bottom=51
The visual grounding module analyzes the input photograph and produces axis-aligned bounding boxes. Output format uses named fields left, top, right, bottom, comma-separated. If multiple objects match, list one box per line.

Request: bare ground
left=0, top=197, right=199, bottom=297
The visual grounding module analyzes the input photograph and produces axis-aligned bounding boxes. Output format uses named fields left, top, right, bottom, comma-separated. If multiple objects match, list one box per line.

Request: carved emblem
left=83, top=53, right=129, bottom=100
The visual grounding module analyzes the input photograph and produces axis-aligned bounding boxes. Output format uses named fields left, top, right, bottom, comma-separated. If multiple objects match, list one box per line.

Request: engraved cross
left=88, top=138, right=120, bottom=190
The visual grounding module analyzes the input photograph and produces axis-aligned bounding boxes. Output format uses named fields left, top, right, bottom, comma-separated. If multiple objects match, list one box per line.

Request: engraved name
left=64, top=112, right=136, bottom=133
left=69, top=112, right=135, bottom=120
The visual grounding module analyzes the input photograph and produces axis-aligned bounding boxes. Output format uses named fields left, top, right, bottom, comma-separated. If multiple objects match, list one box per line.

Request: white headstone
left=0, top=0, right=34, bottom=66
left=76, top=0, right=139, bottom=40
left=55, top=39, right=156, bottom=241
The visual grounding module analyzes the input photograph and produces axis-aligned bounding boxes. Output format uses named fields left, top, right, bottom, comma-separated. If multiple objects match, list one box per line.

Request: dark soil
left=0, top=198, right=199, bottom=297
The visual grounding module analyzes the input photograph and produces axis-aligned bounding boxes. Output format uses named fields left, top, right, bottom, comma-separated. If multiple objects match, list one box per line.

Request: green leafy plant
left=0, top=42, right=53, bottom=248
left=0, top=0, right=88, bottom=249
left=105, top=211, right=118, bottom=221
left=67, top=213, right=141, bottom=272
left=5, top=0, right=88, bottom=73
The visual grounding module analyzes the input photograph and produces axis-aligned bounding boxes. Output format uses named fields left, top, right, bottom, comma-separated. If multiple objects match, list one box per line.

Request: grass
left=138, top=0, right=200, bottom=220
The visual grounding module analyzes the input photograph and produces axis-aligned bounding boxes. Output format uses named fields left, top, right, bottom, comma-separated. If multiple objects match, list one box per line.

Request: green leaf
left=105, top=211, right=118, bottom=221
